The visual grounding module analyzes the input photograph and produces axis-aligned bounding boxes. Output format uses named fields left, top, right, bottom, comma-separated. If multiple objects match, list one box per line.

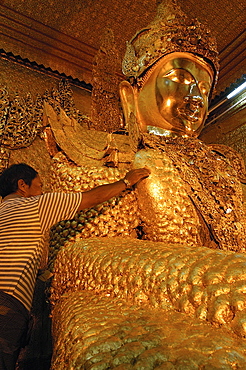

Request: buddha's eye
left=163, top=69, right=193, bottom=85
left=199, top=82, right=210, bottom=96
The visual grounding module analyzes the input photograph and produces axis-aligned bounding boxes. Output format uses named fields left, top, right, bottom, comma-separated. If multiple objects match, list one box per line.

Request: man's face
left=26, top=175, right=43, bottom=197
left=136, top=52, right=213, bottom=136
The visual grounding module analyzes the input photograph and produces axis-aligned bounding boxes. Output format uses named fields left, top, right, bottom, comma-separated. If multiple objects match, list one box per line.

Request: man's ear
left=17, top=179, right=28, bottom=195
left=119, top=80, right=136, bottom=125
left=17, top=179, right=25, bottom=189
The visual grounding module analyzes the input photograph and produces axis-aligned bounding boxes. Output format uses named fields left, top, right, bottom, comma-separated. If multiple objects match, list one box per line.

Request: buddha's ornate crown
left=122, top=0, right=219, bottom=86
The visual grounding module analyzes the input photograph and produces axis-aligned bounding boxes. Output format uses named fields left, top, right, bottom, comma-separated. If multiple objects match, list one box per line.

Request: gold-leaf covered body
left=46, top=113, right=246, bottom=369
left=48, top=153, right=139, bottom=269
left=51, top=238, right=246, bottom=369
left=134, top=134, right=246, bottom=252
left=133, top=147, right=201, bottom=245
left=52, top=291, right=246, bottom=370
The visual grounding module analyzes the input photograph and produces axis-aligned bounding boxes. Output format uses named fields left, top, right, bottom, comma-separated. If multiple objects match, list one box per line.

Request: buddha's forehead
left=139, top=52, right=214, bottom=88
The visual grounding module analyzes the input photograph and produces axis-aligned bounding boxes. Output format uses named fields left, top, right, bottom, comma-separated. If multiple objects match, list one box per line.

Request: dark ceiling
left=1, top=0, right=245, bottom=96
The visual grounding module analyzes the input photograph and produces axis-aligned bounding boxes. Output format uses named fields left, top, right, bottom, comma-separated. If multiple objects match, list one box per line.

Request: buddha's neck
left=146, top=125, right=196, bottom=139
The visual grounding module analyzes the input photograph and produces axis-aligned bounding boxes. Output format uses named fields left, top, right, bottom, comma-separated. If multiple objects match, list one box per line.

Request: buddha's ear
left=119, top=80, right=136, bottom=124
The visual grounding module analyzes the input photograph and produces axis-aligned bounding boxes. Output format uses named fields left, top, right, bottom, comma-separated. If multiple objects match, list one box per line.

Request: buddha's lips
left=177, top=107, right=200, bottom=122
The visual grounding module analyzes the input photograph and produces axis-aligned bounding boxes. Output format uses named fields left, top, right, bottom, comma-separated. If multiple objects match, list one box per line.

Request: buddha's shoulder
left=208, top=143, right=246, bottom=184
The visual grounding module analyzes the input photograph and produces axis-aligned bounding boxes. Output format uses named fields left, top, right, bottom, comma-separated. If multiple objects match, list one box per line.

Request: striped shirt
left=0, top=192, right=82, bottom=311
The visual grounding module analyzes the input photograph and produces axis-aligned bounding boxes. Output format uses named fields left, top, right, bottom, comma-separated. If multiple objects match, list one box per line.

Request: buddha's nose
left=184, top=83, right=204, bottom=107
left=184, top=94, right=204, bottom=108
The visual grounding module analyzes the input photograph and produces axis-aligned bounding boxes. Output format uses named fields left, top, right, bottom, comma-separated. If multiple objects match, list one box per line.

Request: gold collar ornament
left=141, top=132, right=246, bottom=252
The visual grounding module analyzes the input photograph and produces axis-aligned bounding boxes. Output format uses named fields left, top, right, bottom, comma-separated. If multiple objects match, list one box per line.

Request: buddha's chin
left=143, top=115, right=203, bottom=137
left=172, top=116, right=203, bottom=137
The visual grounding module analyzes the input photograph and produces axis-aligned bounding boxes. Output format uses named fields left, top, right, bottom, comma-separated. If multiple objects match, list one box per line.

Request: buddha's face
left=134, top=52, right=213, bottom=136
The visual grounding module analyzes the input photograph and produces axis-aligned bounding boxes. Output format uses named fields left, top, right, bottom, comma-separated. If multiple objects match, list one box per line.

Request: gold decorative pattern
left=0, top=92, right=42, bottom=148
left=0, top=80, right=83, bottom=137
left=42, top=80, right=91, bottom=128
left=140, top=133, right=246, bottom=252
left=0, top=86, right=9, bottom=136
left=0, top=147, right=10, bottom=174
left=122, top=0, right=219, bottom=88
left=91, top=29, right=122, bottom=132
left=52, top=291, right=246, bottom=369
left=0, top=85, right=44, bottom=171
left=44, top=104, right=134, bottom=168
left=208, top=143, right=246, bottom=184
left=51, top=238, right=246, bottom=333
left=0, top=80, right=93, bottom=170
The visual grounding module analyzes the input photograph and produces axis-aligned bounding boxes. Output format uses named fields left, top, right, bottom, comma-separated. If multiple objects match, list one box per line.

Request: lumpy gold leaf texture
left=51, top=238, right=246, bottom=369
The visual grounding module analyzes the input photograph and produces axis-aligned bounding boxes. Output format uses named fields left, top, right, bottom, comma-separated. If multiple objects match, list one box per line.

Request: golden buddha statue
left=118, top=2, right=246, bottom=253
left=50, top=1, right=246, bottom=368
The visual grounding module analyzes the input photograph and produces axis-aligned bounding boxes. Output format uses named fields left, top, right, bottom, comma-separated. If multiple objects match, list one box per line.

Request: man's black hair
left=0, top=163, right=38, bottom=198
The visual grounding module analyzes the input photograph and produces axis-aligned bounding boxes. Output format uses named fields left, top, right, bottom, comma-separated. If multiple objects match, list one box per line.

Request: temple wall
left=201, top=109, right=246, bottom=162
left=0, top=58, right=92, bottom=115
left=0, top=58, right=92, bottom=191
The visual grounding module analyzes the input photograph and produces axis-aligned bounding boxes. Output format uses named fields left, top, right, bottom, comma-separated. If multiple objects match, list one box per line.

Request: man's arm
left=77, top=168, right=150, bottom=211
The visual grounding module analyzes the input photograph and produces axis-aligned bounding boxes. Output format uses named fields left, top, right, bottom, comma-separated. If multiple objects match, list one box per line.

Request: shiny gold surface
left=133, top=54, right=213, bottom=136
left=134, top=133, right=246, bottom=252
left=48, top=114, right=246, bottom=367
left=0, top=86, right=43, bottom=149
left=133, top=147, right=201, bottom=246
left=51, top=238, right=246, bottom=332
left=90, top=29, right=122, bottom=133
left=49, top=52, right=246, bottom=370
left=48, top=153, right=139, bottom=270
left=1, top=0, right=245, bottom=94
left=122, top=0, right=219, bottom=85
left=51, top=238, right=246, bottom=369
left=120, top=54, right=216, bottom=138
left=52, top=292, right=246, bottom=369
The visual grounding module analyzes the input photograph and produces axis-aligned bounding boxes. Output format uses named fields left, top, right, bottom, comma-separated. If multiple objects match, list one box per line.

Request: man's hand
left=124, top=168, right=151, bottom=187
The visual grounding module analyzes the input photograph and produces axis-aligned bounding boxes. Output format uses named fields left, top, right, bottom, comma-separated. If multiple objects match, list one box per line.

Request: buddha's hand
left=123, top=168, right=150, bottom=188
